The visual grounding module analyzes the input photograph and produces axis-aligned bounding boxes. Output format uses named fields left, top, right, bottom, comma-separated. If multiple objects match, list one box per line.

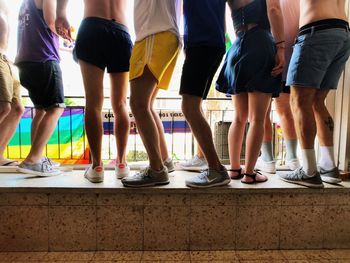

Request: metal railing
left=6, top=97, right=286, bottom=164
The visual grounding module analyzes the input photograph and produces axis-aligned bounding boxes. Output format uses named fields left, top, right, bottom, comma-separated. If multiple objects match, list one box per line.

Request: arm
left=266, top=0, right=285, bottom=76
left=43, top=0, right=58, bottom=35
left=56, top=0, right=72, bottom=41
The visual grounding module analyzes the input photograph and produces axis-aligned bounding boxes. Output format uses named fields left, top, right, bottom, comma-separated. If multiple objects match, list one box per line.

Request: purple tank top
left=15, top=0, right=60, bottom=64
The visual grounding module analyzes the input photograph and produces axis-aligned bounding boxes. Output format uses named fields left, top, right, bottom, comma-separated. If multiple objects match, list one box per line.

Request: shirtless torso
left=0, top=0, right=9, bottom=53
left=83, top=0, right=127, bottom=26
left=300, top=0, right=347, bottom=27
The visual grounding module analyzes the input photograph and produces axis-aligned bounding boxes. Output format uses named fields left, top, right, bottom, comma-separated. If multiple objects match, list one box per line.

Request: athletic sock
left=260, top=141, right=274, bottom=162
left=318, top=146, right=336, bottom=171
left=285, top=139, right=298, bottom=161
left=301, top=149, right=317, bottom=176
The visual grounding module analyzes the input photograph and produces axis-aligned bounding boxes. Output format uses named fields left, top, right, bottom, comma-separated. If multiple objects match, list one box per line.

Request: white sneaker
left=286, top=159, right=301, bottom=171
left=84, top=166, right=104, bottom=183
left=255, top=157, right=276, bottom=174
left=178, top=155, right=208, bottom=171
left=115, top=163, right=130, bottom=179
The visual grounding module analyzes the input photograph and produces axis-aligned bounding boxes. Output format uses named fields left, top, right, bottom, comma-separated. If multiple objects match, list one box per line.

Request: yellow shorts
left=0, top=55, right=21, bottom=103
left=130, top=31, right=180, bottom=90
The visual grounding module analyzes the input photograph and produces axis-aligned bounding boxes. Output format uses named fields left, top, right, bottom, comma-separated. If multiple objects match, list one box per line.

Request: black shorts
left=180, top=46, right=225, bottom=99
left=18, top=61, right=65, bottom=109
left=74, top=17, right=133, bottom=73
left=282, top=81, right=290, bottom=93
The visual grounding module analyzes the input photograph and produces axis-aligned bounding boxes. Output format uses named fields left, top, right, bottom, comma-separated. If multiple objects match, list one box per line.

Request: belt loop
left=311, top=26, right=315, bottom=36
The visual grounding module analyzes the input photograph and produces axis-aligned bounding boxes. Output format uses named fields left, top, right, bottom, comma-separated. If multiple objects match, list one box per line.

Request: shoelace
left=135, top=167, right=150, bottom=178
left=41, top=160, right=53, bottom=172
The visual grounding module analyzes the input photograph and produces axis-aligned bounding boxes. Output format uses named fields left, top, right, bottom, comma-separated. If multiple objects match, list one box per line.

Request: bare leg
left=228, top=93, right=248, bottom=176
left=260, top=102, right=274, bottom=162
left=0, top=102, right=11, bottom=123
left=313, top=90, right=332, bottom=146
left=290, top=86, right=318, bottom=175
left=24, top=107, right=64, bottom=163
left=79, top=60, right=105, bottom=168
left=263, top=102, right=273, bottom=142
left=242, top=92, right=271, bottom=182
left=181, top=94, right=221, bottom=170
left=0, top=101, right=24, bottom=161
left=275, top=93, right=297, bottom=140
left=130, top=67, right=163, bottom=171
left=313, top=90, right=336, bottom=170
left=110, top=72, right=130, bottom=164
left=290, top=87, right=317, bottom=149
left=150, top=88, right=169, bottom=161
left=31, top=109, right=45, bottom=143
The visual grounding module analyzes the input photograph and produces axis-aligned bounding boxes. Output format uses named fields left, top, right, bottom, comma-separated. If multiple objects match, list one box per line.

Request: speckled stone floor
left=0, top=249, right=350, bottom=262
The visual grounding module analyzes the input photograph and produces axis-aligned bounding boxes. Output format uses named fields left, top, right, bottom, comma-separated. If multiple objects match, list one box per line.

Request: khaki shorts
left=0, top=55, right=21, bottom=103
left=130, top=31, right=180, bottom=90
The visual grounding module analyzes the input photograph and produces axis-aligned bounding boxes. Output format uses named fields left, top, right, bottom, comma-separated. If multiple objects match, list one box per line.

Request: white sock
left=318, top=146, right=336, bottom=171
left=301, top=149, right=317, bottom=176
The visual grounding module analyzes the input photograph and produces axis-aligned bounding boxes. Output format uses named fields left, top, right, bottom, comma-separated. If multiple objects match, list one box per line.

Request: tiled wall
left=0, top=191, right=349, bottom=251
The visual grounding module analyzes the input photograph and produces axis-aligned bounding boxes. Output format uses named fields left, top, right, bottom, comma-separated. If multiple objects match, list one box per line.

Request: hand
left=271, top=48, right=285, bottom=77
left=56, top=16, right=72, bottom=42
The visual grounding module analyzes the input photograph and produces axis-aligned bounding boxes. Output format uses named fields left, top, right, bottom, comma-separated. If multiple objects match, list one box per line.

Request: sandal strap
left=244, top=172, right=257, bottom=180
left=227, top=167, right=242, bottom=174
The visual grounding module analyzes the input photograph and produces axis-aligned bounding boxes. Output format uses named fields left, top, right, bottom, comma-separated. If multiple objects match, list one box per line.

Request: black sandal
left=241, top=171, right=268, bottom=184
left=227, top=167, right=243, bottom=180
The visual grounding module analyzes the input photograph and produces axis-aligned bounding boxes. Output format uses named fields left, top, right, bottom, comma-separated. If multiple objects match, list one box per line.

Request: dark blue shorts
left=216, top=27, right=282, bottom=97
left=18, top=61, right=65, bottom=109
left=180, top=46, right=225, bottom=99
left=74, top=17, right=133, bottom=73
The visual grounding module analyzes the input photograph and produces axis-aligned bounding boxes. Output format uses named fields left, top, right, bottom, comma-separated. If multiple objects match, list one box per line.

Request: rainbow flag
left=6, top=107, right=89, bottom=164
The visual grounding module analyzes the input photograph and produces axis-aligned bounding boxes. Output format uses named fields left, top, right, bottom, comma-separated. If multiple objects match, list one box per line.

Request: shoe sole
left=179, top=166, right=208, bottom=172
left=280, top=177, right=324, bottom=189
left=185, top=179, right=231, bottom=188
left=122, top=180, right=170, bottom=188
left=255, top=167, right=276, bottom=174
left=84, top=174, right=104, bottom=183
left=17, top=167, right=62, bottom=177
left=321, top=176, right=342, bottom=184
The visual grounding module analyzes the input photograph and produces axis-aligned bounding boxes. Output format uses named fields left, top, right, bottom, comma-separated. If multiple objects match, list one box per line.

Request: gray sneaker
left=185, top=166, right=231, bottom=188
left=178, top=155, right=208, bottom=171
left=43, top=157, right=60, bottom=167
left=279, top=167, right=324, bottom=188
left=17, top=159, right=62, bottom=177
left=122, top=166, right=169, bottom=187
left=164, top=158, right=175, bottom=173
left=319, top=166, right=342, bottom=184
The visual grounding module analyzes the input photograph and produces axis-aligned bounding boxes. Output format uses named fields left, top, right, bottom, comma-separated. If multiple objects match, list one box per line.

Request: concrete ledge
left=0, top=171, right=349, bottom=252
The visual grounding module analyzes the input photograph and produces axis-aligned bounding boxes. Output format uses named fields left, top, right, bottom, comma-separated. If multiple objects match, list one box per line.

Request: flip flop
left=0, top=160, right=19, bottom=166
left=241, top=171, right=268, bottom=184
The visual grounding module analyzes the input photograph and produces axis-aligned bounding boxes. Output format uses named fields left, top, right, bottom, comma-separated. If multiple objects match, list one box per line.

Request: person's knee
left=291, top=92, right=313, bottom=113
left=312, top=98, right=327, bottom=114
left=0, top=102, right=11, bottom=118
left=113, top=99, right=127, bottom=113
left=46, top=107, right=64, bottom=116
left=11, top=102, right=25, bottom=118
left=130, top=96, right=148, bottom=117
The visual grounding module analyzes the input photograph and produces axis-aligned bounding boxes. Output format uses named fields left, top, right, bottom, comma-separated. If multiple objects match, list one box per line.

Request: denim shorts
left=287, top=28, right=350, bottom=89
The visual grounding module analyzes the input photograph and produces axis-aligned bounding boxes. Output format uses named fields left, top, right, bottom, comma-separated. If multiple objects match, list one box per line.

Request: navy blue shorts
left=74, top=17, right=133, bottom=73
left=216, top=27, right=282, bottom=97
left=180, top=46, right=225, bottom=99
left=18, top=61, right=65, bottom=109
